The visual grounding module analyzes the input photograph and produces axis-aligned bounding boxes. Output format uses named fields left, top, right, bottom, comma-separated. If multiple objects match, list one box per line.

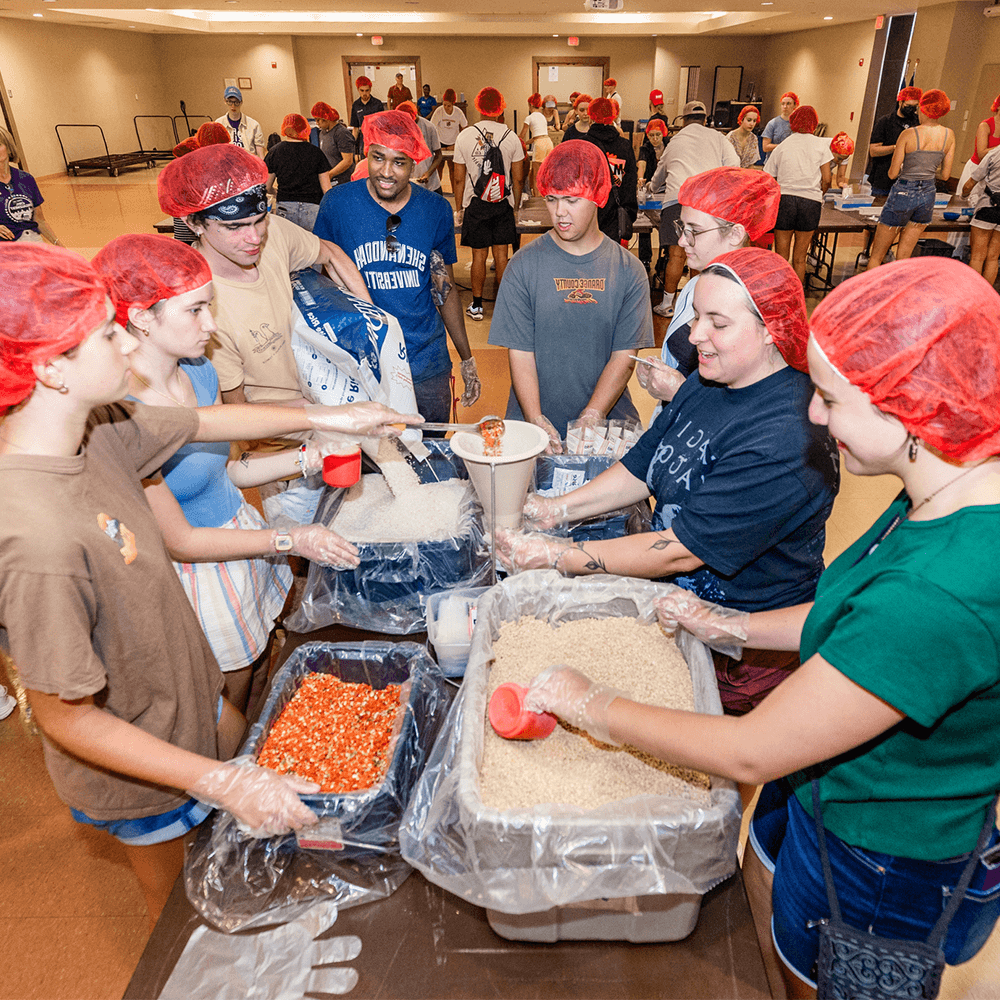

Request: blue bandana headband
left=202, top=184, right=268, bottom=221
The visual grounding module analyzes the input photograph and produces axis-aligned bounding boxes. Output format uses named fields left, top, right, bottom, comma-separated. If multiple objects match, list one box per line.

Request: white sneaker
left=653, top=296, right=675, bottom=318
left=0, top=685, right=16, bottom=721
left=466, top=304, right=484, bottom=321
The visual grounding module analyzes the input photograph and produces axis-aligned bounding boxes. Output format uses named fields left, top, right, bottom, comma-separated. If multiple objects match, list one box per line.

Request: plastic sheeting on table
left=399, top=573, right=741, bottom=915
left=184, top=642, right=452, bottom=932
left=285, top=440, right=492, bottom=635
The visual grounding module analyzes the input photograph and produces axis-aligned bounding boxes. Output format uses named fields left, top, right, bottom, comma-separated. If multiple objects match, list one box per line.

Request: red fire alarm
left=371, top=34, right=383, bottom=45
left=271, top=61, right=276, bottom=69
left=859, top=58, right=864, bottom=67
left=568, top=36, right=580, bottom=46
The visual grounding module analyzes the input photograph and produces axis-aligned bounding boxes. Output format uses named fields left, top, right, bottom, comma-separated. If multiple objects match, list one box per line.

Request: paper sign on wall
left=548, top=65, right=559, bottom=82
left=410, top=66, right=416, bottom=80
left=365, top=65, right=375, bottom=77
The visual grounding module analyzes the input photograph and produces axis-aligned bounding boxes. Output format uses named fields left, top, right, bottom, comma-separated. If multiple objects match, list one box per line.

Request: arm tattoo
left=649, top=533, right=679, bottom=552
left=573, top=542, right=608, bottom=574
left=238, top=451, right=252, bottom=468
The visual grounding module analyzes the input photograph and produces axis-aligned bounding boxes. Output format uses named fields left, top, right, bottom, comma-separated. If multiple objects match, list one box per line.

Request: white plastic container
left=834, top=194, right=875, bottom=210
left=425, top=586, right=489, bottom=676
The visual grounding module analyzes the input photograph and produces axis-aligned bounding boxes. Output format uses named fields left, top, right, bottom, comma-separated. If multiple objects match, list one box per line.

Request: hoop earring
left=907, top=434, right=919, bottom=462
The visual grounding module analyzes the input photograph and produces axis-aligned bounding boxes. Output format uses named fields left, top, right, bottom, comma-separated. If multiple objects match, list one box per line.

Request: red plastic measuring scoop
left=488, top=682, right=558, bottom=740
left=322, top=447, right=362, bottom=487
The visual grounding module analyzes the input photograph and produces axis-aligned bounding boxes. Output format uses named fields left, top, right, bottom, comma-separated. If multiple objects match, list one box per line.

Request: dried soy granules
left=480, top=616, right=712, bottom=811
left=258, top=673, right=401, bottom=792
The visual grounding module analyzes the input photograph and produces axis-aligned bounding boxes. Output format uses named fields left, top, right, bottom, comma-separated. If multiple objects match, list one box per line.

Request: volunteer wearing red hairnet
left=602, top=77, right=622, bottom=128
left=0, top=245, right=419, bottom=926
left=500, top=248, right=838, bottom=715
left=488, top=140, right=653, bottom=452
left=971, top=92, right=1000, bottom=165
left=310, top=102, right=355, bottom=185
left=867, top=86, right=923, bottom=199
left=520, top=93, right=553, bottom=197
left=867, top=89, right=955, bottom=269
left=761, top=91, right=799, bottom=155
left=637, top=167, right=781, bottom=407
left=264, top=113, right=332, bottom=232
left=314, top=109, right=480, bottom=423
left=765, top=105, right=834, bottom=285
left=526, top=257, right=1000, bottom=998
left=560, top=93, right=594, bottom=142
left=349, top=76, right=385, bottom=154
left=828, top=131, right=855, bottom=188
left=396, top=100, right=444, bottom=192
left=726, top=105, right=763, bottom=168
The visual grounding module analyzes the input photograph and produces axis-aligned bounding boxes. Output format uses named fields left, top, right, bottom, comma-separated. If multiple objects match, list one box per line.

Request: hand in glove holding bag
left=304, top=401, right=422, bottom=438
left=459, top=357, right=481, bottom=408
left=522, top=492, right=570, bottom=531
left=532, top=414, right=563, bottom=455
left=654, top=589, right=749, bottom=659
left=524, top=664, right=627, bottom=745
left=577, top=407, right=603, bottom=429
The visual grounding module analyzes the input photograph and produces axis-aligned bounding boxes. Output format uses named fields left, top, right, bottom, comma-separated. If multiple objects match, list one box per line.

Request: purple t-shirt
left=1, top=167, right=43, bottom=237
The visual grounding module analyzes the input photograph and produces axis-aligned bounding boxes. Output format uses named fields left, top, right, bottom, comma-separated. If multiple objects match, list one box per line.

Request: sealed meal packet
left=565, top=418, right=643, bottom=458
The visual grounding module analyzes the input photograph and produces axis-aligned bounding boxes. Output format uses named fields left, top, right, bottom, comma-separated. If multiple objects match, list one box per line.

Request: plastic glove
left=522, top=492, right=571, bottom=531
left=304, top=401, right=421, bottom=438
left=159, top=899, right=362, bottom=1000
left=286, top=524, right=360, bottom=569
left=636, top=357, right=685, bottom=403
left=524, top=664, right=627, bottom=746
left=532, top=414, right=563, bottom=455
left=578, top=407, right=603, bottom=429
left=459, top=357, right=481, bottom=408
left=654, top=590, right=749, bottom=660
left=301, top=432, right=358, bottom=474
left=495, top=528, right=571, bottom=574
left=186, top=759, right=320, bottom=838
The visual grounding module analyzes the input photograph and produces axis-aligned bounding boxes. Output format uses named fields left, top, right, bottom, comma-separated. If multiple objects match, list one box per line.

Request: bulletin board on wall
left=532, top=57, right=609, bottom=106
left=342, top=57, right=423, bottom=110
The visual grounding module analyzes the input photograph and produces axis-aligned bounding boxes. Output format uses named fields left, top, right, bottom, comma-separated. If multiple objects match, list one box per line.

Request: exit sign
left=875, top=14, right=884, bottom=29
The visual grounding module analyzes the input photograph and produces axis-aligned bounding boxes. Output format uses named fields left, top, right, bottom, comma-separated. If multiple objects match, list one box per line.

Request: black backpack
left=472, top=126, right=511, bottom=203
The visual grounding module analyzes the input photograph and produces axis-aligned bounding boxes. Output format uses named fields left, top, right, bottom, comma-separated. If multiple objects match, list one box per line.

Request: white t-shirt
left=650, top=122, right=741, bottom=206
left=453, top=120, right=525, bottom=209
left=970, top=146, right=1000, bottom=212
left=765, top=133, right=835, bottom=203
left=525, top=111, right=548, bottom=139
left=430, top=105, right=468, bottom=145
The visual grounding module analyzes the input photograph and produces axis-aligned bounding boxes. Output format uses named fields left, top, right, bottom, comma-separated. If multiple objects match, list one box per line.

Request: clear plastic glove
left=304, top=401, right=422, bottom=438
left=654, top=590, right=749, bottom=660
left=532, top=414, right=563, bottom=455
left=186, top=759, right=320, bottom=838
left=459, top=357, right=481, bottom=408
left=636, top=356, right=685, bottom=403
left=300, top=432, right=357, bottom=474
left=524, top=664, right=627, bottom=746
left=522, top=492, right=570, bottom=531
left=495, top=528, right=571, bottom=574
left=286, top=524, right=360, bottom=569
left=577, top=407, right=603, bottom=429
left=159, top=899, right=362, bottom=1000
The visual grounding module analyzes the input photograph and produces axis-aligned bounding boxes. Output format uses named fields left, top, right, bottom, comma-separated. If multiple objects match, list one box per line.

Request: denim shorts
left=879, top=178, right=936, bottom=227
left=750, top=780, right=1000, bottom=986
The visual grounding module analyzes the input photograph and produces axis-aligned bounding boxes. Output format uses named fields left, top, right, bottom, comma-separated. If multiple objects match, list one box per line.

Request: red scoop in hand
left=488, top=682, right=558, bottom=740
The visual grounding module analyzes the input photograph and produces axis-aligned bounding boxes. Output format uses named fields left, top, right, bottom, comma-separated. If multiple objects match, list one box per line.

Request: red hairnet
left=646, top=119, right=667, bottom=136
left=311, top=101, right=338, bottom=121
left=679, top=167, right=780, bottom=242
left=361, top=110, right=431, bottom=162
left=920, top=89, right=950, bottom=119
left=528, top=93, right=542, bottom=109
left=396, top=100, right=419, bottom=121
left=789, top=105, right=818, bottom=134
left=830, top=132, right=855, bottom=157
left=897, top=86, right=922, bottom=103
left=475, top=87, right=505, bottom=116
left=993, top=94, right=1000, bottom=114
left=281, top=113, right=310, bottom=141
left=737, top=105, right=759, bottom=125
left=195, top=122, right=230, bottom=146
left=157, top=144, right=268, bottom=217
left=173, top=137, right=199, bottom=158
left=92, top=234, right=213, bottom=329
left=536, top=139, right=612, bottom=206
left=355, top=76, right=372, bottom=89
left=574, top=93, right=592, bottom=110
left=0, top=245, right=109, bottom=409
left=569, top=91, right=580, bottom=101
left=603, top=78, right=617, bottom=88
left=351, top=160, right=369, bottom=181
left=781, top=91, right=799, bottom=106
left=707, top=248, right=809, bottom=372
left=588, top=97, right=616, bottom=125
left=811, top=258, right=1000, bottom=461
left=443, top=88, right=457, bottom=103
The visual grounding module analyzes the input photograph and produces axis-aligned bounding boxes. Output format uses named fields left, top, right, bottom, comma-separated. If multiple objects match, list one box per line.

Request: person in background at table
left=488, top=141, right=653, bottom=453
left=828, top=131, right=855, bottom=189
left=310, top=102, right=355, bottom=188
left=602, top=78, right=622, bottom=130
left=417, top=84, right=437, bottom=120
left=541, top=94, right=561, bottom=132
left=264, top=113, right=331, bottom=232
left=726, top=106, right=763, bottom=168
left=0, top=244, right=419, bottom=926
left=643, top=89, right=671, bottom=152
left=866, top=86, right=922, bottom=200
left=500, top=246, right=839, bottom=721
left=520, top=93, right=553, bottom=197
left=638, top=167, right=781, bottom=407
left=560, top=91, right=582, bottom=132
left=350, top=76, right=385, bottom=154
left=387, top=72, right=413, bottom=111
left=761, top=92, right=798, bottom=156
left=396, top=100, right=444, bottom=193
left=526, top=257, right=1000, bottom=1000
left=636, top=120, right=668, bottom=272
left=963, top=143, right=1000, bottom=287
left=866, top=89, right=954, bottom=271
left=0, top=126, right=61, bottom=246
left=561, top=93, right=594, bottom=142
left=970, top=92, right=1000, bottom=165
left=765, top=105, right=833, bottom=286
left=215, top=86, right=264, bottom=159
left=430, top=88, right=467, bottom=193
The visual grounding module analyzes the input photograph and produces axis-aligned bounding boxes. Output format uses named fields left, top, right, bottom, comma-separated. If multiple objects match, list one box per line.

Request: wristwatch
left=272, top=531, right=294, bottom=553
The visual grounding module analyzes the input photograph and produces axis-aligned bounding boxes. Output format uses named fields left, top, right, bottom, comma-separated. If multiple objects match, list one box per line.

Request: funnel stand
left=490, top=459, right=497, bottom=585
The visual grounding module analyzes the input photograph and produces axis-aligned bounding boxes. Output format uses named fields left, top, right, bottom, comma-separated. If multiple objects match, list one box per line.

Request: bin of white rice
left=399, top=572, right=741, bottom=942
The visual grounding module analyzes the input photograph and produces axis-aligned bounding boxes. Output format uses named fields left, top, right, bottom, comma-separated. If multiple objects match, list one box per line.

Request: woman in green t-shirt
left=524, top=256, right=1000, bottom=999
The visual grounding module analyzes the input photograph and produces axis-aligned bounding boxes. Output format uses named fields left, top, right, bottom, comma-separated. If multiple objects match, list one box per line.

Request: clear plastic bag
left=399, top=573, right=741, bottom=915
left=184, top=641, right=453, bottom=932
left=285, top=441, right=492, bottom=635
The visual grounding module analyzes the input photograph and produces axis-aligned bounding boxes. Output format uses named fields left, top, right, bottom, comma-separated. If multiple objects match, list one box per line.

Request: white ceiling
left=1, top=0, right=939, bottom=37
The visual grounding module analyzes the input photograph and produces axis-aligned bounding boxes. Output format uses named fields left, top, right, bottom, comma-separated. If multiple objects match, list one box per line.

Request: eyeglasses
left=673, top=221, right=731, bottom=243
left=385, top=214, right=402, bottom=255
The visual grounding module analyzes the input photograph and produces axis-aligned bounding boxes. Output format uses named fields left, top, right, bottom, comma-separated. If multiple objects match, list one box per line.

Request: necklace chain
left=131, top=370, right=188, bottom=407
left=907, top=463, right=981, bottom=520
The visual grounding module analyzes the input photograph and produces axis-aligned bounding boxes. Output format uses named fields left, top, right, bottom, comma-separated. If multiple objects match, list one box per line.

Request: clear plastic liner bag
left=184, top=641, right=453, bottom=932
left=285, top=441, right=492, bottom=635
left=399, top=572, right=741, bottom=915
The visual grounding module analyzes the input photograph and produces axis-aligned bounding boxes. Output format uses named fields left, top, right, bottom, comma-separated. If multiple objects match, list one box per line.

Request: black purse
left=811, top=780, right=997, bottom=1000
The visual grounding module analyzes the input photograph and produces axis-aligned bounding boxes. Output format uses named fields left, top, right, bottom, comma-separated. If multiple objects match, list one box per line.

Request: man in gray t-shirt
left=488, top=141, right=653, bottom=450
left=311, top=102, right=356, bottom=186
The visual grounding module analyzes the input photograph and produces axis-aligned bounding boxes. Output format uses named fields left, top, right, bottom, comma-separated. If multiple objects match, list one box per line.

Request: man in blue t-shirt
left=313, top=109, right=480, bottom=423
left=416, top=85, right=437, bottom=119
